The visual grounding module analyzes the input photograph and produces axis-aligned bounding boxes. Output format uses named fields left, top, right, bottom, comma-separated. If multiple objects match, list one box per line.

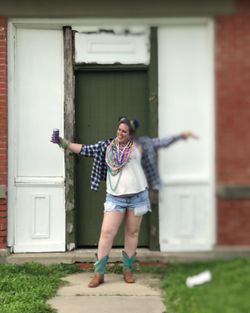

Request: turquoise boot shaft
left=122, top=251, right=135, bottom=272
left=94, top=254, right=109, bottom=276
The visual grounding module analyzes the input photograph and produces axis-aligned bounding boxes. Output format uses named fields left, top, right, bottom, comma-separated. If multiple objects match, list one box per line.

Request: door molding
left=8, top=17, right=214, bottom=29
left=147, top=27, right=160, bottom=250
left=7, top=22, right=17, bottom=248
left=63, top=27, right=76, bottom=251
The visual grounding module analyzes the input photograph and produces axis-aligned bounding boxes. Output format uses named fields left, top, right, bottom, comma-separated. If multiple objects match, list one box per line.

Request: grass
left=109, top=258, right=250, bottom=312
left=156, top=258, right=250, bottom=313
left=0, top=258, right=250, bottom=313
left=0, top=263, right=82, bottom=313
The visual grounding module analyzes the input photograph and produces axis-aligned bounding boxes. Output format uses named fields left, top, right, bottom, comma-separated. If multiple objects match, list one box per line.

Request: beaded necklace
left=105, top=137, right=133, bottom=176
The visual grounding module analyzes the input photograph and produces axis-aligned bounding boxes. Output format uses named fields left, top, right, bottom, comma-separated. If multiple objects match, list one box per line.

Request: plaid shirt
left=80, top=135, right=182, bottom=191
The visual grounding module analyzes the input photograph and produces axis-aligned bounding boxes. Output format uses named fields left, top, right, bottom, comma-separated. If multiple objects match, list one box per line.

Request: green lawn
left=0, top=258, right=249, bottom=313
left=0, top=263, right=82, bottom=313
left=158, top=258, right=250, bottom=313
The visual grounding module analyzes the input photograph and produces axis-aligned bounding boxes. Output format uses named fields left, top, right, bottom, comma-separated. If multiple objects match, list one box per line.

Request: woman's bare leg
left=124, top=209, right=143, bottom=257
left=97, top=211, right=125, bottom=260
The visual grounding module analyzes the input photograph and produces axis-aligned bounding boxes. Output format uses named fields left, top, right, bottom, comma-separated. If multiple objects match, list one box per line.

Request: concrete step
left=3, top=246, right=250, bottom=264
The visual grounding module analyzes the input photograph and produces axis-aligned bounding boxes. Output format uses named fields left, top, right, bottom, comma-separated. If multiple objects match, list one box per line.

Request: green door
left=75, top=67, right=149, bottom=247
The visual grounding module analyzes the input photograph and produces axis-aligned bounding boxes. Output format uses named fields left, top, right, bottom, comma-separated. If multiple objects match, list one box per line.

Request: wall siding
left=0, top=0, right=236, bottom=18
left=0, top=16, right=7, bottom=249
left=216, top=0, right=250, bottom=244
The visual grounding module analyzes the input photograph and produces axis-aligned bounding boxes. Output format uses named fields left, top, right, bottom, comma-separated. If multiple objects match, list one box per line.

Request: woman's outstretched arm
left=51, top=130, right=83, bottom=153
left=67, top=142, right=83, bottom=154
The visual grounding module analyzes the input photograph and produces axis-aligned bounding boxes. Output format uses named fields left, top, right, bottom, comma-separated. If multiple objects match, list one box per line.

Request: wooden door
left=10, top=27, right=65, bottom=252
left=158, top=23, right=215, bottom=251
left=75, top=67, right=149, bottom=247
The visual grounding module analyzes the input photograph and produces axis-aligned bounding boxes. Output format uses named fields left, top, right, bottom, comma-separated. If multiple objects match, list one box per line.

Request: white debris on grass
left=186, top=270, right=212, bottom=288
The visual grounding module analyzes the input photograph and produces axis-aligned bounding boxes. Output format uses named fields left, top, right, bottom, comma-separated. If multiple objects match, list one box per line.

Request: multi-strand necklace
left=106, top=138, right=133, bottom=191
left=106, top=138, right=133, bottom=176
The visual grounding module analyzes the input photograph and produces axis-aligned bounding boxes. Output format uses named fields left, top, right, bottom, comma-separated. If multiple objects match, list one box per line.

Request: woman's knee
left=100, top=227, right=117, bottom=240
left=126, top=227, right=140, bottom=239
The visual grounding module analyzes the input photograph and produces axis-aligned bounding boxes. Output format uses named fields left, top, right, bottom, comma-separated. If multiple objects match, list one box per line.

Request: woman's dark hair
left=118, top=116, right=140, bottom=136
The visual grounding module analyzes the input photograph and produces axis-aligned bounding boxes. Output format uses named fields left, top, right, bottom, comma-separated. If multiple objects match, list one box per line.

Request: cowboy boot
left=88, top=254, right=108, bottom=288
left=122, top=250, right=136, bottom=283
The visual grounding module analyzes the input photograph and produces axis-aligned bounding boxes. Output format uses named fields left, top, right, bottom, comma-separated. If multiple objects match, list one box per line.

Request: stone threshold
left=1, top=246, right=250, bottom=264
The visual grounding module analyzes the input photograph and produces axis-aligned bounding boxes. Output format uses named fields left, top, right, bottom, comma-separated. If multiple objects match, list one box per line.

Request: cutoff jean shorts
left=104, top=189, right=151, bottom=216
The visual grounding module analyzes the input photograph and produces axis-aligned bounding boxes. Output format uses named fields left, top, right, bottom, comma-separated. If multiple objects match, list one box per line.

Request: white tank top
left=106, top=144, right=148, bottom=196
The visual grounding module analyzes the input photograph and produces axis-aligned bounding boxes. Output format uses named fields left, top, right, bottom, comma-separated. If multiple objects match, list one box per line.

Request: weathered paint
left=64, top=27, right=76, bottom=250
left=148, top=28, right=160, bottom=251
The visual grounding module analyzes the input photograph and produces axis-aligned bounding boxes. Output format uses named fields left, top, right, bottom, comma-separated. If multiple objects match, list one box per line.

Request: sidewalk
left=47, top=272, right=165, bottom=313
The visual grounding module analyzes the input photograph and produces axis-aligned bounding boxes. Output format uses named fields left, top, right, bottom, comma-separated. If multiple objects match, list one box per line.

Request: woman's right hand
left=51, top=130, right=69, bottom=149
left=51, top=129, right=60, bottom=144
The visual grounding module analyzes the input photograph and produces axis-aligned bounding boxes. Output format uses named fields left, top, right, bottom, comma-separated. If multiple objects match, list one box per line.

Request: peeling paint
left=72, top=25, right=149, bottom=35
left=75, top=30, right=150, bottom=65
left=67, top=242, right=75, bottom=251
left=64, top=27, right=76, bottom=251
left=67, top=223, right=74, bottom=234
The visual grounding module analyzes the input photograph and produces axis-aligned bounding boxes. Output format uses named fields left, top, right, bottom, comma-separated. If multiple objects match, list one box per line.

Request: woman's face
left=117, top=123, right=130, bottom=144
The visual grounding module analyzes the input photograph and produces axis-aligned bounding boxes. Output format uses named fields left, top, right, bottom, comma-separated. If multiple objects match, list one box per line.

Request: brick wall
left=0, top=17, right=7, bottom=249
left=218, top=200, right=250, bottom=244
left=216, top=0, right=250, bottom=244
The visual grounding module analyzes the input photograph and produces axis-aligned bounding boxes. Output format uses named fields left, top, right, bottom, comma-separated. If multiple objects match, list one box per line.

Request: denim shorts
left=104, top=189, right=151, bottom=216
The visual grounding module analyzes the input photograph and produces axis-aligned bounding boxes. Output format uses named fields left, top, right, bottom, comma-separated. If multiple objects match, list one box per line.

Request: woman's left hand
left=181, top=131, right=199, bottom=140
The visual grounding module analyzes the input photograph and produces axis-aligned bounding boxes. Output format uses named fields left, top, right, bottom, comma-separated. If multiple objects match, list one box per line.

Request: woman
left=51, top=117, right=196, bottom=288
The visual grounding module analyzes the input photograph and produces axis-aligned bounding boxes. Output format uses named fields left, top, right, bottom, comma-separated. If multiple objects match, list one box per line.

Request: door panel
left=158, top=23, right=215, bottom=251
left=10, top=28, right=65, bottom=252
left=75, top=68, right=149, bottom=247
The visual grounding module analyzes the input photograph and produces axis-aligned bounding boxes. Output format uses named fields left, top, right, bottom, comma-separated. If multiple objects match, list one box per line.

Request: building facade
left=0, top=0, right=249, bottom=254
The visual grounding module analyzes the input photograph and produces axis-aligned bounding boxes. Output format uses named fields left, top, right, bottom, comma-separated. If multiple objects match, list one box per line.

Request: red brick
left=217, top=199, right=250, bottom=245
left=0, top=230, right=7, bottom=237
left=0, top=155, right=7, bottom=161
left=0, top=211, right=7, bottom=218
left=0, top=236, right=6, bottom=247
left=0, top=222, right=7, bottom=231
left=0, top=199, right=7, bottom=206
left=215, top=0, right=250, bottom=245
left=0, top=15, right=7, bottom=250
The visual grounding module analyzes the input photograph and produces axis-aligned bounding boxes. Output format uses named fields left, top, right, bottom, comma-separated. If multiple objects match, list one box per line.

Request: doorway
left=75, top=66, right=149, bottom=247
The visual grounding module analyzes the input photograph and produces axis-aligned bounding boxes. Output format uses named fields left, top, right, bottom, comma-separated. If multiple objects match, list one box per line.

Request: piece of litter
left=186, top=270, right=212, bottom=288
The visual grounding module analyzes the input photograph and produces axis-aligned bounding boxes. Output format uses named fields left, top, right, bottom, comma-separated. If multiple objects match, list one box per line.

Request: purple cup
left=51, top=128, right=60, bottom=144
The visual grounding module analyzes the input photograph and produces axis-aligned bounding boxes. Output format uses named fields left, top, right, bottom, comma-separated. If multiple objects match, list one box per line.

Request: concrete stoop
left=3, top=246, right=250, bottom=265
